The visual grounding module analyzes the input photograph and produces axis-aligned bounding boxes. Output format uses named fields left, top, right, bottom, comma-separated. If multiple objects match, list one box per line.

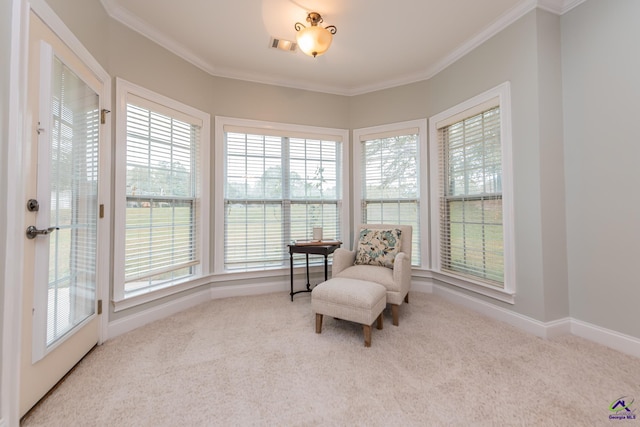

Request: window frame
left=113, top=78, right=210, bottom=310
left=352, top=119, right=429, bottom=268
left=214, top=116, right=350, bottom=275
left=428, top=82, right=515, bottom=303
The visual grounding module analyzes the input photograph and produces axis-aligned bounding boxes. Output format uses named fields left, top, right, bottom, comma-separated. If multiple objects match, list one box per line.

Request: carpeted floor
left=21, top=291, right=640, bottom=426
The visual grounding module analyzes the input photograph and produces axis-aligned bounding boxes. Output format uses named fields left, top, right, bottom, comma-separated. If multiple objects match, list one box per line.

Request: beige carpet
left=21, top=291, right=640, bottom=426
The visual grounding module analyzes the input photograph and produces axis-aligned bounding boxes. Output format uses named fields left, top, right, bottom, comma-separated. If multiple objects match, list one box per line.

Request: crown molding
left=100, top=0, right=587, bottom=96
left=99, top=0, right=218, bottom=75
left=537, top=0, right=587, bottom=14
left=99, top=0, right=355, bottom=95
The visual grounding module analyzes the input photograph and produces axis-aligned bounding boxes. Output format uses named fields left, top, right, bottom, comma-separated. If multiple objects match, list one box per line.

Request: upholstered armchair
left=331, top=224, right=412, bottom=326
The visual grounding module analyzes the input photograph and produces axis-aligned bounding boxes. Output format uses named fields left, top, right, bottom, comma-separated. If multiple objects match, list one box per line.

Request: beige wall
left=42, top=0, right=640, bottom=339
left=350, top=10, right=570, bottom=322
left=562, top=0, right=640, bottom=338
left=535, top=11, right=569, bottom=322
left=44, top=0, right=351, bottom=321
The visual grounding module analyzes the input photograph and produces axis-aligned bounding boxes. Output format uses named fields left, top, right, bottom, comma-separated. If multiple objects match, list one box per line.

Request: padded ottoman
left=311, top=278, right=386, bottom=347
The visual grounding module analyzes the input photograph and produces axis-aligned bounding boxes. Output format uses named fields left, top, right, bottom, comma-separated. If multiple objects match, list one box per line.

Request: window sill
left=429, top=270, right=515, bottom=304
left=112, top=275, right=212, bottom=312
left=211, top=264, right=329, bottom=282
left=113, top=264, right=331, bottom=312
left=112, top=265, right=514, bottom=312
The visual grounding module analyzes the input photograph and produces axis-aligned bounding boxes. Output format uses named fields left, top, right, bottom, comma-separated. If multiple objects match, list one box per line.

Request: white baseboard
left=106, top=277, right=640, bottom=360
left=571, top=319, right=640, bottom=359
left=431, top=283, right=567, bottom=338
left=409, top=281, right=433, bottom=294
left=544, top=317, right=573, bottom=338
left=210, top=280, right=287, bottom=300
left=106, top=281, right=288, bottom=339
left=429, top=283, right=640, bottom=358
left=107, top=288, right=211, bottom=339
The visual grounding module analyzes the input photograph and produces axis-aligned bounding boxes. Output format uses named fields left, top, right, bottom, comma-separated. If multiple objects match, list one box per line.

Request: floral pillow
left=354, top=228, right=402, bottom=268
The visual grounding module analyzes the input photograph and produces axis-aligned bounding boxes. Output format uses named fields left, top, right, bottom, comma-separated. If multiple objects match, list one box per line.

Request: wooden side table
left=288, top=241, right=341, bottom=301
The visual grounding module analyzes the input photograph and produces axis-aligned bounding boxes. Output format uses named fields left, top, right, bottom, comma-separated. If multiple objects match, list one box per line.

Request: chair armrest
left=392, top=252, right=411, bottom=296
left=331, top=248, right=355, bottom=276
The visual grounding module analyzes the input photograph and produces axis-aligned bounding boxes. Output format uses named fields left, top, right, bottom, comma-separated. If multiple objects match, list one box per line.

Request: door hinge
left=100, top=109, right=110, bottom=124
left=99, top=204, right=104, bottom=218
left=97, top=299, right=103, bottom=315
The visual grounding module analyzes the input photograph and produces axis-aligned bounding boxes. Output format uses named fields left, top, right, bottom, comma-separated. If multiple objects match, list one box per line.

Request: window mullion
left=222, top=124, right=344, bottom=272
left=282, top=137, right=291, bottom=245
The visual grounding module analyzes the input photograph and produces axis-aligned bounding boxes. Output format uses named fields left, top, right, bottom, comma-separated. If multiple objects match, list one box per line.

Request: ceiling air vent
left=270, top=37, right=297, bottom=53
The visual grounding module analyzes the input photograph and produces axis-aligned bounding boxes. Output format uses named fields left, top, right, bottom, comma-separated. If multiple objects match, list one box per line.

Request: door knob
left=26, top=225, right=59, bottom=239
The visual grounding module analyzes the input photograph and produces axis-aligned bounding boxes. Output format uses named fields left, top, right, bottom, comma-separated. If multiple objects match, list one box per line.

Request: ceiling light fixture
left=294, top=12, right=337, bottom=58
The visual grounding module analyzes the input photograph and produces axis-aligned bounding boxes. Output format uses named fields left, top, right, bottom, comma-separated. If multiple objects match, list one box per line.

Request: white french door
left=20, top=11, right=109, bottom=416
left=31, top=41, right=99, bottom=355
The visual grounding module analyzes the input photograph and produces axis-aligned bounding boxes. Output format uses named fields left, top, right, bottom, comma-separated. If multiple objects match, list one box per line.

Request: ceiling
left=100, top=0, right=572, bottom=96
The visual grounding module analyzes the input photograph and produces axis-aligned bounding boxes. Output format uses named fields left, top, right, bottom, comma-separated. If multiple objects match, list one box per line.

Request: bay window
left=353, top=120, right=428, bottom=267
left=215, top=117, right=348, bottom=273
left=429, top=82, right=515, bottom=299
left=114, top=78, right=210, bottom=306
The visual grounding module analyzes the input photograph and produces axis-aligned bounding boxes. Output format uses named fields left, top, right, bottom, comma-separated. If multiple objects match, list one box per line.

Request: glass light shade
left=296, top=25, right=333, bottom=57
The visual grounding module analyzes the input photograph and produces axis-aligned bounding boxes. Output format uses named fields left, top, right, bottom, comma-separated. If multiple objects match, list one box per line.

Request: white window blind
left=360, top=132, right=420, bottom=265
left=224, top=130, right=342, bottom=271
left=46, top=55, right=99, bottom=346
left=438, top=106, right=504, bottom=286
left=123, top=102, right=200, bottom=292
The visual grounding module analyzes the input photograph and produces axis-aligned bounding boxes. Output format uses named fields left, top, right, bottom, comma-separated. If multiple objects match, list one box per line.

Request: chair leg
left=404, top=293, right=409, bottom=304
left=376, top=312, right=383, bottom=330
left=315, top=313, right=323, bottom=333
left=363, top=324, right=372, bottom=347
left=391, top=304, right=399, bottom=326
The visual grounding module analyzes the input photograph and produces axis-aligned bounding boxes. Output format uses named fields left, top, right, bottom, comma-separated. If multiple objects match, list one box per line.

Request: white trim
left=432, top=272, right=515, bottom=305
left=97, top=74, right=112, bottom=347
left=408, top=280, right=433, bottom=294
left=99, top=0, right=217, bottom=81
left=1, top=0, right=28, bottom=424
left=210, top=279, right=288, bottom=300
left=98, top=0, right=576, bottom=96
left=537, top=0, right=587, bottom=14
left=31, top=41, right=54, bottom=362
left=107, top=288, right=211, bottom=340
left=108, top=273, right=640, bottom=364
left=113, top=78, right=211, bottom=305
left=30, top=0, right=113, bottom=353
left=112, top=275, right=212, bottom=313
left=571, top=320, right=640, bottom=359
left=210, top=265, right=329, bottom=283
left=352, top=119, right=429, bottom=267
left=108, top=279, right=290, bottom=339
left=214, top=116, right=350, bottom=275
left=30, top=0, right=106, bottom=82
left=429, top=82, right=516, bottom=300
left=431, top=284, right=569, bottom=339
left=558, top=0, right=588, bottom=13
left=419, top=282, right=640, bottom=358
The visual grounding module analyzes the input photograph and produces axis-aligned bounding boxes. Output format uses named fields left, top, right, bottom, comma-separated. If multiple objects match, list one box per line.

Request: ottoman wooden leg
left=404, top=293, right=409, bottom=304
left=391, top=304, right=399, bottom=326
left=363, top=324, right=372, bottom=347
left=376, top=312, right=383, bottom=330
left=315, top=313, right=323, bottom=333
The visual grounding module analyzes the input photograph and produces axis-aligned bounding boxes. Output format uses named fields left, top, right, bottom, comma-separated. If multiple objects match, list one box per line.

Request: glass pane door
left=45, top=55, right=99, bottom=347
